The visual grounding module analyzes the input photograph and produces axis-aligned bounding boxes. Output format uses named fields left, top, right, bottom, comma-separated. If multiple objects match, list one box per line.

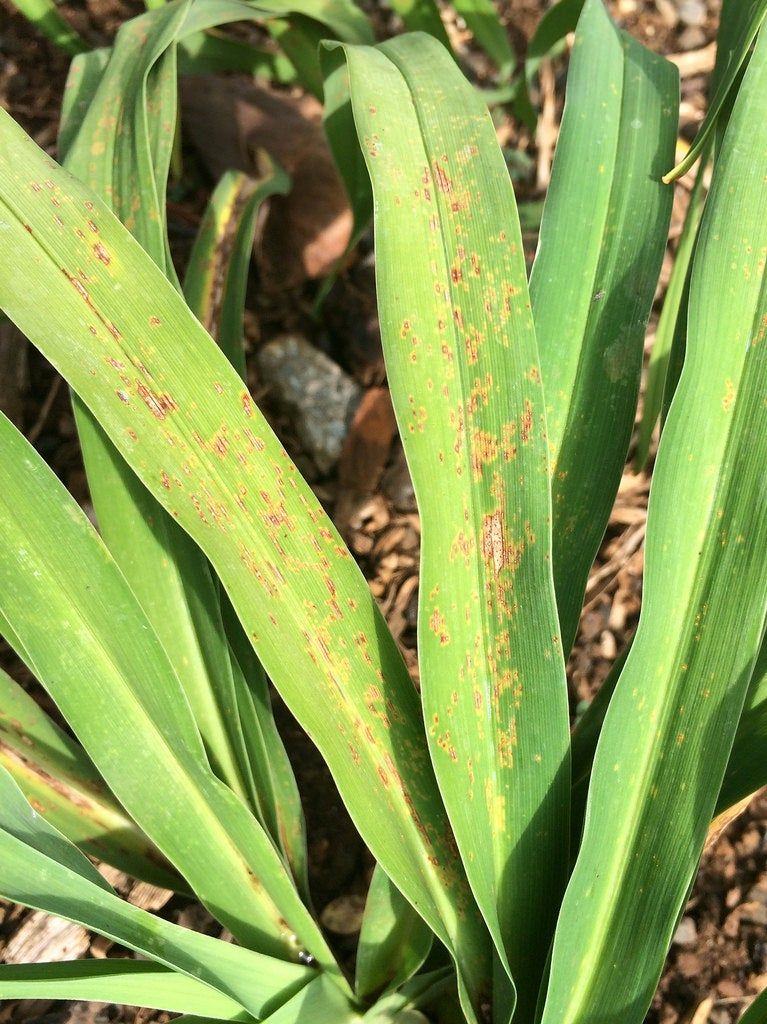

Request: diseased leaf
left=0, top=666, right=183, bottom=891
left=0, top=408, right=339, bottom=974
left=0, top=107, right=490, bottom=1017
left=330, top=33, right=571, bottom=1021
left=0, top=766, right=312, bottom=1017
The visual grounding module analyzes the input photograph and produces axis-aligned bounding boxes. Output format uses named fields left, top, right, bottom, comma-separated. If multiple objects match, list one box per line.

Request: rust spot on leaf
left=93, top=242, right=110, bottom=265
left=519, top=399, right=534, bottom=443
left=470, top=429, right=499, bottom=480
left=433, top=161, right=452, bottom=194
left=429, top=607, right=450, bottom=646
left=136, top=382, right=178, bottom=419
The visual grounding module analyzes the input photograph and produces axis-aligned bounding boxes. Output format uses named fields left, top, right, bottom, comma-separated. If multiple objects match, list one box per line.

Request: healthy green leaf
left=0, top=666, right=183, bottom=891
left=330, top=32, right=570, bottom=1020
left=635, top=145, right=708, bottom=471
left=529, top=0, right=677, bottom=653
left=261, top=974, right=364, bottom=1024
left=0, top=960, right=252, bottom=1020
left=0, top=407, right=338, bottom=973
left=355, top=865, right=433, bottom=1000
left=663, top=0, right=767, bottom=182
left=717, top=636, right=767, bottom=815
left=0, top=108, right=490, bottom=1014
left=387, top=0, right=450, bottom=51
left=9, top=0, right=87, bottom=54
left=177, top=31, right=297, bottom=81
left=450, top=0, right=515, bottom=78
left=541, top=24, right=767, bottom=1024
left=0, top=766, right=312, bottom=1017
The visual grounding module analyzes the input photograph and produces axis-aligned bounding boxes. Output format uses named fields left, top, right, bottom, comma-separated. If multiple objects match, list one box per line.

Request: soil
left=1, top=1, right=765, bottom=1023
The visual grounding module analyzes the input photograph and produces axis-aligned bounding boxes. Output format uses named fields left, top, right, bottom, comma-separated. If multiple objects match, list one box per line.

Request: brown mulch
left=2, top=0, right=766, bottom=1022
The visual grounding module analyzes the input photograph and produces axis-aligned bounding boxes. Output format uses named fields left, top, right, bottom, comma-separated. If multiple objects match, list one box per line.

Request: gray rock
left=255, top=335, right=361, bottom=475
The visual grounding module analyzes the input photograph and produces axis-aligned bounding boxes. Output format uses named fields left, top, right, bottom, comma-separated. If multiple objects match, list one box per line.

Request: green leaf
left=61, top=0, right=261, bottom=807
left=261, top=974, right=363, bottom=1024
left=184, top=166, right=290, bottom=377
left=451, top=0, right=515, bottom=78
left=635, top=145, right=709, bottom=471
left=541, top=24, right=767, bottom=1024
left=355, top=865, right=433, bottom=999
left=387, top=0, right=450, bottom=50
left=515, top=0, right=584, bottom=130
left=0, top=408, right=338, bottom=974
left=9, top=0, right=87, bottom=54
left=529, top=0, right=678, bottom=653
left=177, top=31, right=297, bottom=81
left=0, top=766, right=312, bottom=1017
left=0, top=665, right=184, bottom=891
left=331, top=32, right=571, bottom=1020
left=0, top=107, right=490, bottom=1014
left=717, top=636, right=767, bottom=814
left=663, top=0, right=767, bottom=182
left=184, top=169, right=310, bottom=894
left=0, top=960, right=252, bottom=1020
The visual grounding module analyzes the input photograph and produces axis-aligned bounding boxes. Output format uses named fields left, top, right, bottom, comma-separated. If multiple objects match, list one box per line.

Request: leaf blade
left=542, top=25, right=767, bottom=1023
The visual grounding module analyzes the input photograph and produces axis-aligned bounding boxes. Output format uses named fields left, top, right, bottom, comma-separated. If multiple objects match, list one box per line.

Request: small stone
left=672, top=916, right=698, bottom=947
left=677, top=26, right=707, bottom=50
left=320, top=894, right=366, bottom=935
left=676, top=0, right=706, bottom=27
left=255, top=335, right=361, bottom=475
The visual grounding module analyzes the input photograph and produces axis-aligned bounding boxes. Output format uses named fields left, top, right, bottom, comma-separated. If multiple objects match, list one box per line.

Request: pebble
left=676, top=0, right=706, bottom=27
left=672, top=916, right=698, bottom=946
left=255, top=335, right=361, bottom=475
left=677, top=26, right=707, bottom=50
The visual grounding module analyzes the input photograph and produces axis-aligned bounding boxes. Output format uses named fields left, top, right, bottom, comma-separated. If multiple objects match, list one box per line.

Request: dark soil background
left=1, top=1, right=766, bottom=1022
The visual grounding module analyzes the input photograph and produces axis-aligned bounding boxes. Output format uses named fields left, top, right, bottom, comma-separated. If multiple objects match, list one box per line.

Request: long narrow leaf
left=0, top=666, right=183, bottom=891
left=0, top=109, right=490, bottom=1014
left=0, top=960, right=252, bottom=1020
left=328, top=33, right=571, bottom=1020
left=635, top=145, right=708, bottom=471
left=0, top=408, right=338, bottom=974
left=355, top=865, right=433, bottom=1000
left=717, top=636, right=767, bottom=814
left=542, top=25, right=767, bottom=1024
left=184, top=166, right=309, bottom=894
left=529, top=0, right=677, bottom=652
left=9, top=0, right=87, bottom=54
left=663, top=0, right=767, bottom=182
left=0, top=766, right=312, bottom=1018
